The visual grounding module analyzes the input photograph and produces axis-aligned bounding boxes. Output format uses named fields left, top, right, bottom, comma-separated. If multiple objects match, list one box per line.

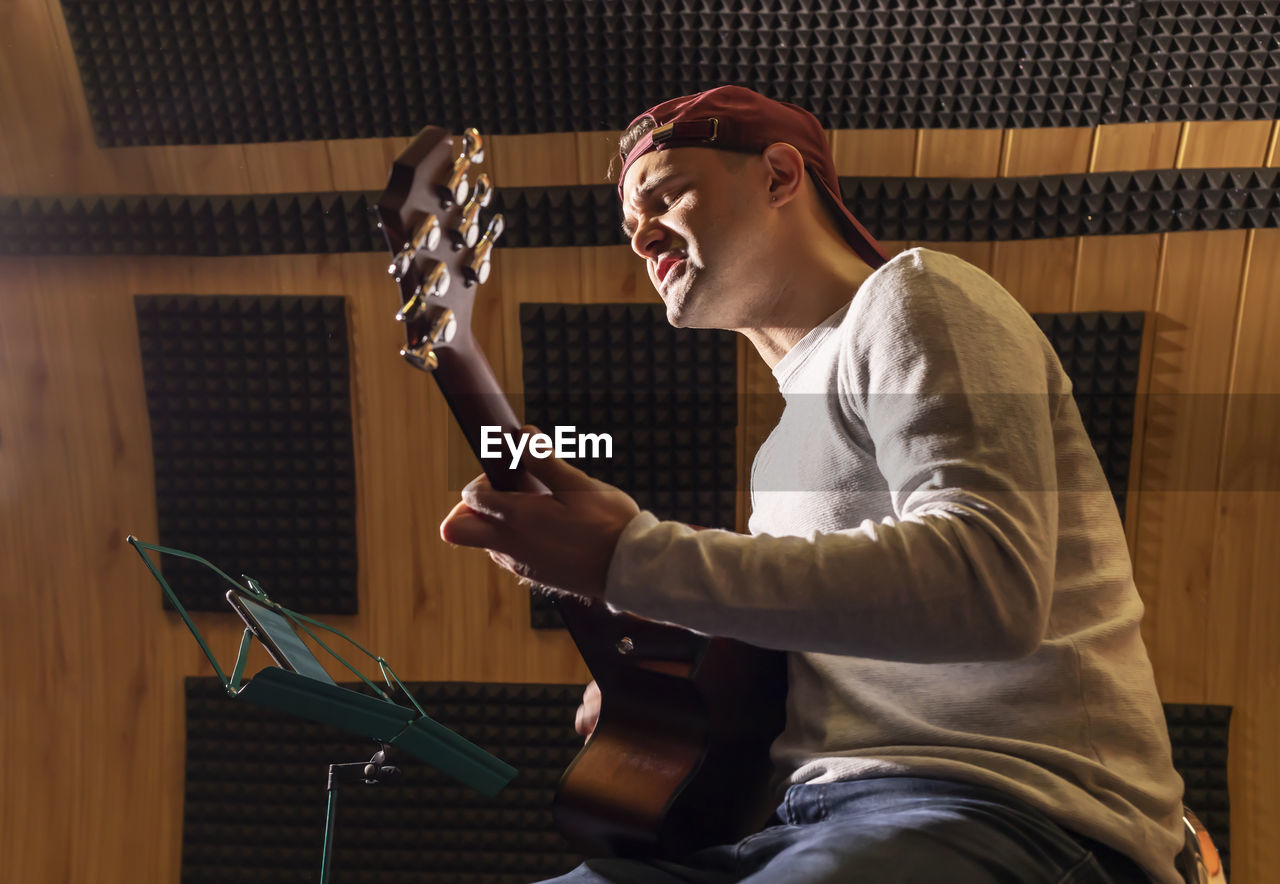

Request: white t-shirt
left=604, top=248, right=1185, bottom=883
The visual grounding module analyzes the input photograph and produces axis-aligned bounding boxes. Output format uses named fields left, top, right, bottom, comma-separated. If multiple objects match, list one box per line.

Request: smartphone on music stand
left=226, top=589, right=336, bottom=686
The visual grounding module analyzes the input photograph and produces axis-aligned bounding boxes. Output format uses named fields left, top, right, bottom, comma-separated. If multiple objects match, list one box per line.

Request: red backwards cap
left=618, top=85, right=888, bottom=270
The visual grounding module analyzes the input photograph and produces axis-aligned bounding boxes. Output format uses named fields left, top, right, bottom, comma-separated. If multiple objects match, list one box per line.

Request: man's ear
left=760, top=142, right=806, bottom=207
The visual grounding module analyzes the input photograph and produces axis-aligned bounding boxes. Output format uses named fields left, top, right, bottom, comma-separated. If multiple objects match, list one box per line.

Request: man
left=441, top=86, right=1186, bottom=883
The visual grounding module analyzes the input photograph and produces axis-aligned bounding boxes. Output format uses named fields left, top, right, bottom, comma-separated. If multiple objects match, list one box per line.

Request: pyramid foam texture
left=181, top=677, right=1230, bottom=882
left=0, top=193, right=381, bottom=256
left=135, top=295, right=357, bottom=613
left=1121, top=1, right=1280, bottom=123
left=1033, top=311, right=1144, bottom=520
left=845, top=168, right=1280, bottom=243
left=1163, top=702, right=1232, bottom=877
left=520, top=303, right=738, bottom=629
left=7, top=167, right=1279, bottom=256
left=183, top=677, right=583, bottom=883
left=58, top=1, right=1278, bottom=145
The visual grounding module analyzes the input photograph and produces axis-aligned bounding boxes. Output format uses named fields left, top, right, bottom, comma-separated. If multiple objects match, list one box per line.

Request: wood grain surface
left=2, top=0, right=1276, bottom=879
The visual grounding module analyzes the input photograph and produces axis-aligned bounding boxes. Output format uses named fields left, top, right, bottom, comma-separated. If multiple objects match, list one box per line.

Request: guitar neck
left=375, top=124, right=537, bottom=495
left=432, top=344, right=527, bottom=493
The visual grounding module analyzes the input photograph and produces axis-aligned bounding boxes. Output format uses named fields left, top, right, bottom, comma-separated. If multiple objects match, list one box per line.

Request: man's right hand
left=574, top=680, right=601, bottom=743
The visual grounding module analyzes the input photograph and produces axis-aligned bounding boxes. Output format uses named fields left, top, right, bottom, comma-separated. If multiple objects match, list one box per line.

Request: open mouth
left=656, top=255, right=685, bottom=285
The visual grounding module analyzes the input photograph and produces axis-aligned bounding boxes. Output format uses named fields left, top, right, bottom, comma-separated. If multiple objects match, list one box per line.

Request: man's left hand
left=439, top=430, right=640, bottom=599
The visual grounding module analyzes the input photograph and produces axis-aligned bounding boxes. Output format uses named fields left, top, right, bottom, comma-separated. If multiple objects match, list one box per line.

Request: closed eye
left=621, top=175, right=687, bottom=238
left=659, top=183, right=689, bottom=207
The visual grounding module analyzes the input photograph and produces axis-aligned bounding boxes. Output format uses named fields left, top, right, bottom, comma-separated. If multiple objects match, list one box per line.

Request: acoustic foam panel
left=1124, top=1, right=1280, bottom=123
left=842, top=168, right=1280, bottom=243
left=7, top=167, right=1279, bottom=256
left=0, top=193, right=383, bottom=256
left=135, top=295, right=357, bottom=614
left=182, top=676, right=1231, bottom=883
left=60, top=1, right=1278, bottom=145
left=1163, top=702, right=1233, bottom=877
left=1033, top=311, right=1144, bottom=520
left=183, top=678, right=583, bottom=884
left=519, top=302, right=738, bottom=629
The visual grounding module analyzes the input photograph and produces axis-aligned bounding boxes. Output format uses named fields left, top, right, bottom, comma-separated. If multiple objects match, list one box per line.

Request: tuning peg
left=461, top=128, right=484, bottom=165
left=463, top=214, right=503, bottom=286
left=410, top=214, right=443, bottom=253
left=443, top=129, right=487, bottom=208
left=398, top=308, right=455, bottom=371
left=453, top=174, right=492, bottom=249
left=425, top=308, right=457, bottom=345
left=395, top=261, right=450, bottom=323
left=387, top=214, right=442, bottom=279
left=447, top=171, right=470, bottom=208
left=400, top=342, right=438, bottom=372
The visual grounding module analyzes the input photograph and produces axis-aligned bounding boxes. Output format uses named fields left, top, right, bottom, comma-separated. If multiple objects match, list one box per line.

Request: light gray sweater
left=604, top=248, right=1186, bottom=883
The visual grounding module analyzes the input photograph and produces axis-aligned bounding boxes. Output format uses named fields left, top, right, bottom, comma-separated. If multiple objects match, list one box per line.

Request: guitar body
left=376, top=125, right=788, bottom=860
left=553, top=596, right=788, bottom=858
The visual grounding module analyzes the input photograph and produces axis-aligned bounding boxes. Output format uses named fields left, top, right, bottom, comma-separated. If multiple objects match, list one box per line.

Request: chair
left=1176, top=806, right=1227, bottom=883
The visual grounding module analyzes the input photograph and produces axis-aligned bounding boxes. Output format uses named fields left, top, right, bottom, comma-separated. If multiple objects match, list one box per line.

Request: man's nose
left=631, top=220, right=667, bottom=260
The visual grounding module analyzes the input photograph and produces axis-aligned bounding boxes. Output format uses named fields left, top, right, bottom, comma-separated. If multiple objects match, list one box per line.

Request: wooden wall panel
left=0, top=0, right=87, bottom=193
left=1090, top=122, right=1183, bottom=172
left=1001, top=127, right=1095, bottom=177
left=488, top=133, right=583, bottom=188
left=829, top=129, right=918, bottom=177
left=0, top=254, right=593, bottom=884
left=1073, top=234, right=1164, bottom=313
left=3, top=3, right=1279, bottom=880
left=1, top=194, right=1274, bottom=883
left=142, top=145, right=257, bottom=194
left=576, top=131, right=623, bottom=186
left=3, top=117, right=1273, bottom=196
left=327, top=137, right=413, bottom=192
left=1204, top=228, right=1280, bottom=883
left=580, top=244, right=650, bottom=305
left=1072, top=234, right=1165, bottom=555
left=914, top=128, right=1006, bottom=178
left=1178, top=120, right=1277, bottom=169
left=1, top=255, right=184, bottom=883
left=4, top=149, right=1278, bottom=884
left=243, top=141, right=338, bottom=193
left=991, top=238, right=1079, bottom=314
left=992, top=130, right=1093, bottom=314
left=1135, top=230, right=1250, bottom=703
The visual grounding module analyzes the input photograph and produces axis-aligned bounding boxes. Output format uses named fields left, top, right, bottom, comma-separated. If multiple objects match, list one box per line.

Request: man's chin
left=662, top=284, right=716, bottom=329
left=663, top=300, right=697, bottom=329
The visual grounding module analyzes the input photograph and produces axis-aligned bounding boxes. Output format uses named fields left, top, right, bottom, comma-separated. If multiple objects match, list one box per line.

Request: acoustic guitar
left=375, top=126, right=787, bottom=859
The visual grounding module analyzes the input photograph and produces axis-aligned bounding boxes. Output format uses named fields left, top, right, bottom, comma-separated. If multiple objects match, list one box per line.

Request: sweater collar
left=771, top=301, right=851, bottom=392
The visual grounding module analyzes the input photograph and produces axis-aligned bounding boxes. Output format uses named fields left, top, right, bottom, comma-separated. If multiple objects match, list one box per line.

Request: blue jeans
left=539, top=777, right=1151, bottom=883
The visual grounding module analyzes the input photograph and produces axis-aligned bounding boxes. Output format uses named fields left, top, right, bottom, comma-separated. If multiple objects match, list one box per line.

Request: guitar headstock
left=375, top=126, right=503, bottom=372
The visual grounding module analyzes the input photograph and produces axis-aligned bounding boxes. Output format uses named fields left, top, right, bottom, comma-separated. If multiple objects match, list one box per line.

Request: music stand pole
left=320, top=743, right=398, bottom=884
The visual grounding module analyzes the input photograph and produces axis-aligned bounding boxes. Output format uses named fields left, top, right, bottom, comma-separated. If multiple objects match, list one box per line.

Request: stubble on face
left=623, top=149, right=767, bottom=331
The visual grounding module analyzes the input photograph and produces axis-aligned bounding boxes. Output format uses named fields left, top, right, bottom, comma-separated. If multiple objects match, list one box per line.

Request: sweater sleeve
left=604, top=251, right=1066, bottom=663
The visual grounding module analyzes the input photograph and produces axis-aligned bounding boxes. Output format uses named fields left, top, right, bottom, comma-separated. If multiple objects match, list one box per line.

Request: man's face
left=620, top=147, right=768, bottom=329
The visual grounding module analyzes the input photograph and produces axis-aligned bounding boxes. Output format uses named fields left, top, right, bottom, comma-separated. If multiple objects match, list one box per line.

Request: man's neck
left=738, top=244, right=876, bottom=369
